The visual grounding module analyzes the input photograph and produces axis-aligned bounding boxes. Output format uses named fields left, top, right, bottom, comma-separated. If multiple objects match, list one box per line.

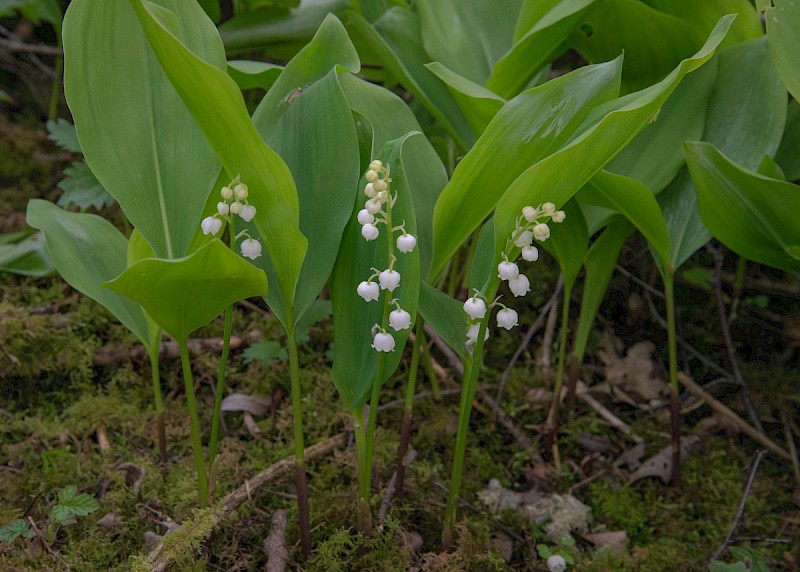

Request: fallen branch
left=143, top=433, right=347, bottom=572
left=263, top=509, right=289, bottom=572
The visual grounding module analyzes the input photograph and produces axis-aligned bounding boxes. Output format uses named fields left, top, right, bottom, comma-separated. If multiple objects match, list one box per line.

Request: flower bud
left=463, top=297, right=487, bottom=320
left=372, top=179, right=387, bottom=193
left=521, top=245, right=539, bottom=262
left=396, top=234, right=417, bottom=253
left=239, top=204, right=257, bottom=222
left=466, top=323, right=489, bottom=342
left=357, top=280, right=380, bottom=302
left=365, top=170, right=379, bottom=183
left=533, top=223, right=550, bottom=241
left=497, top=260, right=520, bottom=281
left=240, top=238, right=262, bottom=260
left=508, top=274, right=531, bottom=297
left=217, top=201, right=230, bottom=216
left=552, top=210, right=566, bottom=223
left=361, top=223, right=379, bottom=241
left=522, top=205, right=538, bottom=222
left=230, top=201, right=243, bottom=215
left=365, top=198, right=382, bottom=215
left=514, top=229, right=533, bottom=248
left=364, top=182, right=377, bottom=198
left=201, top=216, right=222, bottom=236
left=541, top=202, right=556, bottom=215
left=379, top=268, right=401, bottom=291
left=220, top=186, right=233, bottom=200
left=496, top=308, right=519, bottom=330
left=372, top=331, right=395, bottom=352
left=357, top=209, right=375, bottom=225
left=389, top=308, right=412, bottom=331
left=369, top=159, right=383, bottom=171
left=234, top=183, right=249, bottom=200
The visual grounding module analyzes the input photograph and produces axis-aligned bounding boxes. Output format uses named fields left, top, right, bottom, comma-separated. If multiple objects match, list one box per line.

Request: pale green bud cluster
left=200, top=176, right=263, bottom=260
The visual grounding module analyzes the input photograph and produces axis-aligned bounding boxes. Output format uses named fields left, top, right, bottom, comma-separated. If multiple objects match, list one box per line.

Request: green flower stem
left=287, top=322, right=312, bottom=554
left=352, top=404, right=372, bottom=536
left=47, top=41, right=62, bottom=122
left=419, top=328, right=441, bottom=400
left=545, top=281, right=573, bottom=432
left=395, top=318, right=425, bottom=497
left=178, top=341, right=208, bottom=508
left=147, top=346, right=167, bottom=463
left=664, top=275, right=682, bottom=484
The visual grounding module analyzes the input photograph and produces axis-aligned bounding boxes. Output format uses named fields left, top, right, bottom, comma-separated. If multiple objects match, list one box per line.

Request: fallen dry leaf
left=628, top=436, right=703, bottom=484
left=583, top=530, right=628, bottom=555
left=598, top=332, right=669, bottom=404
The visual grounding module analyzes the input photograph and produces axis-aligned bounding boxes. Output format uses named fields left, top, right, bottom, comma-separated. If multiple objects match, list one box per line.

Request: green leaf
left=572, top=218, right=632, bottom=360
left=492, top=16, right=733, bottom=263
left=417, top=281, right=467, bottom=359
left=487, top=0, right=599, bottom=99
left=227, top=60, right=283, bottom=91
left=63, top=0, right=222, bottom=259
left=295, top=299, right=332, bottom=343
left=0, top=519, right=34, bottom=543
left=775, top=99, right=800, bottom=181
left=417, top=0, right=520, bottom=84
left=540, top=200, right=588, bottom=291
left=56, top=162, right=115, bottom=212
left=766, top=0, right=800, bottom=101
left=330, top=133, right=422, bottom=409
left=430, top=56, right=623, bottom=281
left=0, top=231, right=54, bottom=277
left=126, top=0, right=307, bottom=308
left=26, top=200, right=153, bottom=345
left=50, top=486, right=99, bottom=524
left=46, top=119, right=81, bottom=153
left=197, top=0, right=220, bottom=22
left=685, top=141, right=800, bottom=273
left=242, top=340, right=287, bottom=364
left=104, top=240, right=268, bottom=343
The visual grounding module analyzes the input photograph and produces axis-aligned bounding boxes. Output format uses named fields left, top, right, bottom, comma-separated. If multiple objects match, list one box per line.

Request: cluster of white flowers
left=200, top=177, right=262, bottom=260
left=463, top=202, right=566, bottom=351
left=355, top=160, right=417, bottom=352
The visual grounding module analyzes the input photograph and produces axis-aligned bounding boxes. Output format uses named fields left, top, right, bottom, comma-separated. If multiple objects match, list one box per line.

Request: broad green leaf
left=331, top=134, right=422, bottom=409
left=127, top=229, right=162, bottom=351
left=63, top=0, right=222, bottom=259
left=56, top=162, right=115, bottom=212
left=426, top=62, right=505, bottom=138
left=657, top=168, right=708, bottom=270
left=644, top=0, right=763, bottom=48
left=469, top=218, right=496, bottom=292
left=219, top=0, right=349, bottom=53
left=775, top=99, right=800, bottom=181
left=430, top=57, right=623, bottom=281
left=26, top=200, right=151, bottom=343
left=573, top=218, right=632, bottom=359
left=540, top=200, right=588, bottom=291
left=105, top=240, right=268, bottom=343
left=352, top=0, right=393, bottom=21
left=758, top=155, right=786, bottom=180
left=50, top=485, right=99, bottom=524
left=227, top=60, right=283, bottom=91
left=345, top=7, right=473, bottom=149
left=514, top=0, right=562, bottom=41
left=766, top=0, right=800, bottom=101
left=46, top=119, right=81, bottom=153
left=417, top=0, right=521, bottom=84
left=197, top=0, right=220, bottom=22
left=127, top=0, right=307, bottom=309
left=492, top=16, right=733, bottom=261
left=418, top=280, right=467, bottom=359
left=685, top=141, right=800, bottom=272
left=487, top=0, right=598, bottom=99
left=0, top=231, right=53, bottom=277
left=340, top=73, right=447, bottom=278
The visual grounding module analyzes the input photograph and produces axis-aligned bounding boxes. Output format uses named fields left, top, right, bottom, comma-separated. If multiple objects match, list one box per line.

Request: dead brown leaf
left=628, top=436, right=703, bottom=484
left=598, top=332, right=669, bottom=404
left=583, top=530, right=628, bottom=555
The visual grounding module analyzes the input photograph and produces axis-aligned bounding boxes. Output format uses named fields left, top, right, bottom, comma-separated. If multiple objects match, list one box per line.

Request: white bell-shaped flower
left=217, top=202, right=230, bottom=216
left=389, top=308, right=412, bottom=331
left=364, top=182, right=377, bottom=198
left=521, top=245, right=539, bottom=262
left=396, top=234, right=416, bottom=253
left=463, top=297, right=487, bottom=319
left=240, top=238, right=262, bottom=260
left=357, top=209, right=375, bottom=225
left=378, top=268, right=401, bottom=291
left=497, top=260, right=520, bottom=281
left=533, top=223, right=550, bottom=241
left=508, top=274, right=531, bottom=297
left=522, top=205, right=538, bottom=222
left=239, top=204, right=257, bottom=223
left=361, top=223, right=379, bottom=241
left=372, top=331, right=395, bottom=352
left=230, top=201, right=243, bottom=215
left=201, top=216, right=222, bottom=236
left=546, top=555, right=567, bottom=572
left=365, top=198, right=383, bottom=215
left=466, top=323, right=490, bottom=342
left=552, top=210, right=566, bottom=223
left=541, top=202, right=556, bottom=215
left=220, top=186, right=233, bottom=200
left=514, top=229, right=533, bottom=248
left=234, top=183, right=249, bottom=200
left=496, top=308, right=519, bottom=330
left=357, top=280, right=380, bottom=302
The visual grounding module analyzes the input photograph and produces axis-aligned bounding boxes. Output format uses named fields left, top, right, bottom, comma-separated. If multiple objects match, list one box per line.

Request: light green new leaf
left=487, top=0, right=598, bottom=99
left=418, top=280, right=467, bottom=359
left=331, top=134, right=422, bottom=409
left=105, top=240, right=268, bottom=343
left=776, top=99, right=800, bottom=181
left=492, top=16, right=733, bottom=259
left=766, top=0, right=800, bottom=101
left=227, top=60, right=283, bottom=91
left=50, top=485, right=99, bottom=525
left=430, top=56, right=623, bottom=281
left=63, top=0, right=222, bottom=259
left=417, top=0, right=521, bottom=85
left=26, top=200, right=151, bottom=344
left=127, top=0, right=307, bottom=308
left=685, top=141, right=800, bottom=272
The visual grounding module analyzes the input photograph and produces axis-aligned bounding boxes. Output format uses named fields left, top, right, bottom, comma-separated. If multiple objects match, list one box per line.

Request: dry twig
left=378, top=449, right=418, bottom=528
left=263, top=509, right=289, bottom=572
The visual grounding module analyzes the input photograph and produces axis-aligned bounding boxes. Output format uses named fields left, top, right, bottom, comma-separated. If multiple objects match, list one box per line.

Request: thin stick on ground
left=263, top=509, right=289, bottom=572
left=710, top=450, right=766, bottom=563
left=378, top=449, right=418, bottom=528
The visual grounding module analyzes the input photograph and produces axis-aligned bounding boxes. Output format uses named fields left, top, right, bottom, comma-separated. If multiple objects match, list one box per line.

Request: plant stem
left=419, top=328, right=441, bottom=400
left=352, top=405, right=372, bottom=536
left=178, top=341, right=208, bottom=508
left=147, top=346, right=167, bottom=463
left=664, top=275, right=682, bottom=484
left=395, top=319, right=424, bottom=498
left=287, top=324, right=311, bottom=554
left=545, top=282, right=572, bottom=440
left=207, top=305, right=232, bottom=474
left=47, top=41, right=62, bottom=121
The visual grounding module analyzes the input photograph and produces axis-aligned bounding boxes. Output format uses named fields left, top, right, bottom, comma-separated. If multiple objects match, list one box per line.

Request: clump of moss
left=586, top=481, right=651, bottom=544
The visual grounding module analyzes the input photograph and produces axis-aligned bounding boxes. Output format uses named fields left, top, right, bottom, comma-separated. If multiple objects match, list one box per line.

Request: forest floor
left=1, top=106, right=799, bottom=572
